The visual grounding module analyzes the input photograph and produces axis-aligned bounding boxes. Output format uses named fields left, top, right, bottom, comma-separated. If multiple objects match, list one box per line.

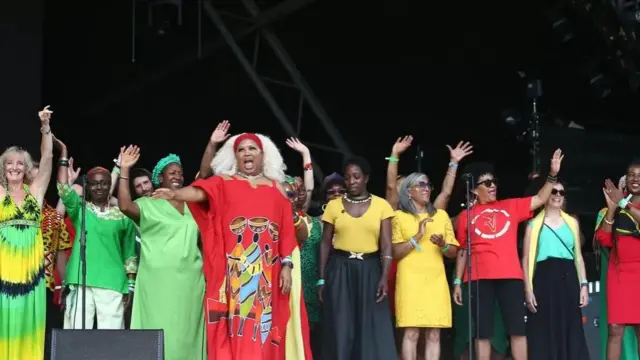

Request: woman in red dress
left=595, top=160, right=640, bottom=360
left=153, top=132, right=312, bottom=360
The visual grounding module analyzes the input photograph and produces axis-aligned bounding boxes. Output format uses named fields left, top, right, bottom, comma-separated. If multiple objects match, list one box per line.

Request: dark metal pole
left=240, top=0, right=352, bottom=156
left=202, top=1, right=325, bottom=184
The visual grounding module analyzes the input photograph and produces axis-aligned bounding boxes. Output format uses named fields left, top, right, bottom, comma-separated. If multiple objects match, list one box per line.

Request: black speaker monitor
left=51, top=329, right=164, bottom=360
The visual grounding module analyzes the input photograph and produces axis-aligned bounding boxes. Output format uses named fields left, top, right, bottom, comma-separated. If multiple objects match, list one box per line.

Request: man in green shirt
left=57, top=165, right=137, bottom=330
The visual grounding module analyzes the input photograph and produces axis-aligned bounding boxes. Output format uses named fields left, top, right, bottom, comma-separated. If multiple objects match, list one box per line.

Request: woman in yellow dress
left=392, top=172, right=459, bottom=360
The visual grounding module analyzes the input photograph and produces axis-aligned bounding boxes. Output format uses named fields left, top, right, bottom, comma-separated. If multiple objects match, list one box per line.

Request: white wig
left=211, top=133, right=287, bottom=182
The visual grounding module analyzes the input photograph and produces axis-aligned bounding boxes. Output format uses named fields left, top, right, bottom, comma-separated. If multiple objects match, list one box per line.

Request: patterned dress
left=187, top=176, right=313, bottom=360
left=0, top=186, right=46, bottom=360
left=300, top=216, right=322, bottom=324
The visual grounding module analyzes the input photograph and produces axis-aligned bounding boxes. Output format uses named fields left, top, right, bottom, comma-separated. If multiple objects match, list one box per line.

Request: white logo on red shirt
left=471, top=208, right=511, bottom=239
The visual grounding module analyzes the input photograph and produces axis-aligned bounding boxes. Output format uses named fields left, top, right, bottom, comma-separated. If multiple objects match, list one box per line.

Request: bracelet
left=385, top=156, right=400, bottom=162
left=446, top=172, right=456, bottom=178
left=41, top=127, right=51, bottom=135
left=618, top=194, right=633, bottom=209
left=603, top=218, right=614, bottom=225
left=409, top=238, right=423, bottom=251
left=580, top=280, right=588, bottom=285
left=58, top=159, right=69, bottom=167
left=453, top=278, right=462, bottom=286
left=113, top=166, right=121, bottom=175
left=382, top=255, right=393, bottom=261
left=127, top=279, right=135, bottom=284
left=303, top=162, right=313, bottom=171
left=440, top=244, right=450, bottom=253
left=448, top=162, right=459, bottom=168
left=120, top=176, right=130, bottom=180
left=316, top=279, right=325, bottom=287
left=547, top=174, right=558, bottom=183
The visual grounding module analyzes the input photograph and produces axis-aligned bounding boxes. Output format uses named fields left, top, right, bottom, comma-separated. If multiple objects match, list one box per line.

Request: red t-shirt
left=456, top=197, right=533, bottom=281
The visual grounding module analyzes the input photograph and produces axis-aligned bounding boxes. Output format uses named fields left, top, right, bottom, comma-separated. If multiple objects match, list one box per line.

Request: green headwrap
left=152, top=153, right=181, bottom=186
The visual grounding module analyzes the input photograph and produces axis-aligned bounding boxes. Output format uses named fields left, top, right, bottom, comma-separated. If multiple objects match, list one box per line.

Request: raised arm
left=529, top=149, right=564, bottom=211
left=108, top=148, right=123, bottom=200
left=285, top=138, right=314, bottom=211
left=118, top=146, right=142, bottom=222
left=198, top=120, right=230, bottom=179
left=55, top=157, right=81, bottom=216
left=31, top=106, right=54, bottom=205
left=385, top=136, right=413, bottom=210
left=433, top=141, right=473, bottom=210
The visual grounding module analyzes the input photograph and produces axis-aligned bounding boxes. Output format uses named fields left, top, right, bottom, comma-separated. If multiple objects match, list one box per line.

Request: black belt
left=333, top=249, right=379, bottom=260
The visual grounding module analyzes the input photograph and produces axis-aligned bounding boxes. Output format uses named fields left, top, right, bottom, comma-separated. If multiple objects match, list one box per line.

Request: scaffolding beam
left=202, top=0, right=325, bottom=183
left=240, top=0, right=352, bottom=156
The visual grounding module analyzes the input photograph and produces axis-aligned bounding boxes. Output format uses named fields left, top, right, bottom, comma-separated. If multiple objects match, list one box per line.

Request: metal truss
left=203, top=0, right=354, bottom=183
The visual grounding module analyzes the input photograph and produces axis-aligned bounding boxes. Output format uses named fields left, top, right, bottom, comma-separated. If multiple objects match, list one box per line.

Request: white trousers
left=63, top=286, right=124, bottom=329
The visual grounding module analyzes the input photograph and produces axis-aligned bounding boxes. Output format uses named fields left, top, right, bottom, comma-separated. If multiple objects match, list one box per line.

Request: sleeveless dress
left=0, top=186, right=46, bottom=360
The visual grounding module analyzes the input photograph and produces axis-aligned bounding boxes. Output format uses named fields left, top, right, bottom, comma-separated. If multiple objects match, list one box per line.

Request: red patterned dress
left=187, top=176, right=312, bottom=360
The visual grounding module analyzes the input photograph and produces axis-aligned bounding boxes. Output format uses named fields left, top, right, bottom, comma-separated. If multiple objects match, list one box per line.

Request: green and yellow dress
left=0, top=186, right=46, bottom=360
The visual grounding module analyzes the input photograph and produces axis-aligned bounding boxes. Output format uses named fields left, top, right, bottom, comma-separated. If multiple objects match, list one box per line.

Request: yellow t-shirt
left=322, top=195, right=395, bottom=253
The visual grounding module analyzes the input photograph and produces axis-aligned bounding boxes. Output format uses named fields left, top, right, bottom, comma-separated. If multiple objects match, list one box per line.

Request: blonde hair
left=0, top=146, right=36, bottom=187
left=211, top=133, right=287, bottom=182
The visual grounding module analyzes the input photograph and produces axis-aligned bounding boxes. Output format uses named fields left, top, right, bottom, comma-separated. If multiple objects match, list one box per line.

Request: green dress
left=131, top=197, right=206, bottom=360
left=0, top=187, right=46, bottom=360
left=595, top=209, right=638, bottom=360
left=300, top=216, right=322, bottom=324
left=451, top=271, right=508, bottom=358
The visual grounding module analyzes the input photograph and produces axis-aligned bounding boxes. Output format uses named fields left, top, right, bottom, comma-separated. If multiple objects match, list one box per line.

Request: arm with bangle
left=117, top=146, right=141, bottom=223
left=433, top=141, right=473, bottom=210
left=385, top=136, right=413, bottom=210
left=529, top=149, right=564, bottom=211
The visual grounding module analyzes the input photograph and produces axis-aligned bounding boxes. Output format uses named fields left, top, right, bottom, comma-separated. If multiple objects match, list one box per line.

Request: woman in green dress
left=117, top=147, right=206, bottom=360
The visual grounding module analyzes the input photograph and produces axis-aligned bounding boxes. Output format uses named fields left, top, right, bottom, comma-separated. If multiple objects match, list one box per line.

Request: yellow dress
left=392, top=209, right=458, bottom=328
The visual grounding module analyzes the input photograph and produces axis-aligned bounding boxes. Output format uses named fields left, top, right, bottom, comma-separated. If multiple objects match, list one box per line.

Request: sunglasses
left=551, top=189, right=566, bottom=196
left=327, top=188, right=346, bottom=196
left=414, top=181, right=433, bottom=190
left=477, top=179, right=498, bottom=188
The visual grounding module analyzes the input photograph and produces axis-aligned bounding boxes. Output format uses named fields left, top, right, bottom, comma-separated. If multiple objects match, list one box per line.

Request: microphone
left=461, top=173, right=473, bottom=180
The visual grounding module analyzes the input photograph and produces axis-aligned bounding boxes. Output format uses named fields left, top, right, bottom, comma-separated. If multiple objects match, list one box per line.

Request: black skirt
left=527, top=258, right=590, bottom=360
left=321, top=250, right=397, bottom=360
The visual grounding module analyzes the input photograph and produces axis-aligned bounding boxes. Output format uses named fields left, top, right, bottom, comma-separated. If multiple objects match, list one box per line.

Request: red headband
left=233, top=133, right=263, bottom=151
left=87, top=166, right=110, bottom=177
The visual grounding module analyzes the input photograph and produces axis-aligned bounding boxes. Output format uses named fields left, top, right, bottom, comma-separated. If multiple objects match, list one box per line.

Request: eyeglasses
left=327, top=188, right=346, bottom=196
left=477, top=179, right=498, bottom=188
left=551, top=189, right=566, bottom=196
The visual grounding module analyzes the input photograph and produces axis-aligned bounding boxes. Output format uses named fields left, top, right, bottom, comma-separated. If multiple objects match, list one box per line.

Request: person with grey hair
left=391, top=172, right=459, bottom=360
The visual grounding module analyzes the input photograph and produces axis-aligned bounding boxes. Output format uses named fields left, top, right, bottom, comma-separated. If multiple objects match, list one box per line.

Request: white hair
left=211, top=133, right=286, bottom=182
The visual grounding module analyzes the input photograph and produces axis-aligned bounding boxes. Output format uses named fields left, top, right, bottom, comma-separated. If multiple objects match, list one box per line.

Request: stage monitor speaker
left=51, top=329, right=164, bottom=360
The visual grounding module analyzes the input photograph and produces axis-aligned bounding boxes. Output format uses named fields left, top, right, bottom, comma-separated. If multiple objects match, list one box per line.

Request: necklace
left=343, top=194, right=372, bottom=204
left=235, top=172, right=264, bottom=181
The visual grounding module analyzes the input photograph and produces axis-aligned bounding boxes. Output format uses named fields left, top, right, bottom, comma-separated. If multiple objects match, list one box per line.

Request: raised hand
left=285, top=137, right=309, bottom=155
left=210, top=120, right=231, bottom=145
left=447, top=141, right=473, bottom=164
left=604, top=178, right=624, bottom=205
left=391, top=136, right=413, bottom=156
left=152, top=188, right=175, bottom=200
left=38, top=105, right=53, bottom=125
left=67, top=157, right=81, bottom=184
left=550, top=149, right=564, bottom=176
left=120, top=145, right=141, bottom=169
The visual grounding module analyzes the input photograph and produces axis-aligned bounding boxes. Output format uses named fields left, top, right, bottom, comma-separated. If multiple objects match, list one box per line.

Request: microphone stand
left=80, top=175, right=88, bottom=330
left=464, top=174, right=475, bottom=360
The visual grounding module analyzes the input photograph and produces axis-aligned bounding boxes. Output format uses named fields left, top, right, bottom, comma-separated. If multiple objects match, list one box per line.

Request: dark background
left=5, top=0, right=640, bottom=243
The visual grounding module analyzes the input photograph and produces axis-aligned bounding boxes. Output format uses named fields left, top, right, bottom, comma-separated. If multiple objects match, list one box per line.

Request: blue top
left=529, top=221, right=575, bottom=262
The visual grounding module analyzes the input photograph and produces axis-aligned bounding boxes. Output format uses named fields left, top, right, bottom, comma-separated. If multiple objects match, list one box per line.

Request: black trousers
left=44, top=289, right=63, bottom=360
left=321, top=250, right=396, bottom=360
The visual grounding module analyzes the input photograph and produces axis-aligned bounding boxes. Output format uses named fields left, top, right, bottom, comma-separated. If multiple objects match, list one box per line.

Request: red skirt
left=607, top=260, right=640, bottom=324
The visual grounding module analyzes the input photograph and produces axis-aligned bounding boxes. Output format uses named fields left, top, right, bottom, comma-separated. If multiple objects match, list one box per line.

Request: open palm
left=120, top=145, right=141, bottom=169
left=550, top=149, right=564, bottom=175
left=67, top=157, right=81, bottom=184
left=392, top=136, right=413, bottom=155
left=447, top=141, right=473, bottom=163
left=285, top=137, right=309, bottom=155
left=211, top=120, right=231, bottom=145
